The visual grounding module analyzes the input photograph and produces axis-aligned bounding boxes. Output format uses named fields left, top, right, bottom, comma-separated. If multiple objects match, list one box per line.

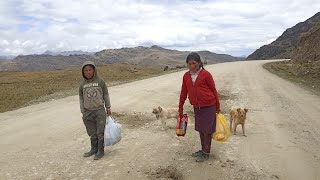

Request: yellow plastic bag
left=212, top=113, right=230, bottom=142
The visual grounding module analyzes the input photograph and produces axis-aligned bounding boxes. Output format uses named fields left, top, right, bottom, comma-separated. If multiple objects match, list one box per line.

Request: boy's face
left=83, top=65, right=94, bottom=80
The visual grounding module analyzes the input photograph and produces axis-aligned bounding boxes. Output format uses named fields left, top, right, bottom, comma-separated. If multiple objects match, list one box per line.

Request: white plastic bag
left=104, top=116, right=122, bottom=146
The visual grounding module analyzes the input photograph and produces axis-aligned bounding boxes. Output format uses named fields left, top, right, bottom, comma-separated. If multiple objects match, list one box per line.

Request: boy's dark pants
left=82, top=108, right=106, bottom=143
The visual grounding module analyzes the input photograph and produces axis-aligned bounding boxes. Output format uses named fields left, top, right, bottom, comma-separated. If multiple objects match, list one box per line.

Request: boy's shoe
left=195, top=152, right=209, bottom=162
left=94, top=139, right=104, bottom=160
left=83, top=138, right=98, bottom=157
left=191, top=150, right=203, bottom=157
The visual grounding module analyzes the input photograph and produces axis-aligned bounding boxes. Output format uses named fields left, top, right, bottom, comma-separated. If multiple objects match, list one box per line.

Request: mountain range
left=0, top=56, right=15, bottom=61
left=42, top=50, right=94, bottom=56
left=0, top=45, right=243, bottom=71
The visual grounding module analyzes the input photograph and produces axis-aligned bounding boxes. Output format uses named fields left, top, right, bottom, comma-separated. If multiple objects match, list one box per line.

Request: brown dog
left=230, top=108, right=248, bottom=136
left=152, top=106, right=178, bottom=130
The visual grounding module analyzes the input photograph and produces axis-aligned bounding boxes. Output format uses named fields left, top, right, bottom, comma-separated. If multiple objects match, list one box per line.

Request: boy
left=79, top=61, right=111, bottom=160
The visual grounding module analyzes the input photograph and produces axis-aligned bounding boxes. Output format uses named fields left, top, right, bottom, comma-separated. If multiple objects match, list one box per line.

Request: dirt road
left=1, top=60, right=319, bottom=180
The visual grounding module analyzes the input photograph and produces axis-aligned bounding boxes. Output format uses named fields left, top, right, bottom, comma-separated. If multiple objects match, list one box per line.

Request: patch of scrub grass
left=263, top=60, right=320, bottom=95
left=0, top=64, right=164, bottom=113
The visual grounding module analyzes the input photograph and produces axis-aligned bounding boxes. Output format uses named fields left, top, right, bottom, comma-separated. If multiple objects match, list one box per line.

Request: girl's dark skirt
left=194, top=105, right=216, bottom=134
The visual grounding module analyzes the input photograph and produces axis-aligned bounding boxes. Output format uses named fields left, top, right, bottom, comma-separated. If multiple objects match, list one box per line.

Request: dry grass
left=0, top=64, right=163, bottom=113
left=263, top=60, right=320, bottom=95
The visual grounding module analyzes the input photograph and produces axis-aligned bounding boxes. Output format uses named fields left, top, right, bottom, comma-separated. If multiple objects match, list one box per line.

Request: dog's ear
left=158, top=106, right=163, bottom=112
left=237, top=108, right=241, bottom=113
left=244, top=108, right=248, bottom=112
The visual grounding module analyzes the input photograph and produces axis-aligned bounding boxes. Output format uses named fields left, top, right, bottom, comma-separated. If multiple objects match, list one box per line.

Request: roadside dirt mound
left=145, top=166, right=183, bottom=180
left=112, top=111, right=155, bottom=129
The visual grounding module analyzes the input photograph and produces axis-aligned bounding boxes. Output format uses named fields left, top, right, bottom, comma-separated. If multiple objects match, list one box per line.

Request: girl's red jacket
left=179, top=69, right=220, bottom=112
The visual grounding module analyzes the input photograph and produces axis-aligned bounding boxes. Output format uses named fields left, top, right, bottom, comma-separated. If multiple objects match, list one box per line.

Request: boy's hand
left=106, top=108, right=112, bottom=116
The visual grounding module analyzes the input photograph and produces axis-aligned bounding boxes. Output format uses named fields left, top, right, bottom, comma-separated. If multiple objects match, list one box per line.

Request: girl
left=178, top=52, right=220, bottom=162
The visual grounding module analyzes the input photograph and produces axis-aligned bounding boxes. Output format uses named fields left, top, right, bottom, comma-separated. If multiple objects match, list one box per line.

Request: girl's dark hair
left=186, top=52, right=204, bottom=69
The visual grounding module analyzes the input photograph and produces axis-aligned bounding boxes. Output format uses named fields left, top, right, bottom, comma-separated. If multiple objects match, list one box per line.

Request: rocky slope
left=247, top=12, right=320, bottom=60
left=290, top=23, right=320, bottom=78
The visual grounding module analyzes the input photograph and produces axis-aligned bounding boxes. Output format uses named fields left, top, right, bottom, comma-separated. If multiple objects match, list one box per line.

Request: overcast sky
left=0, top=0, right=319, bottom=57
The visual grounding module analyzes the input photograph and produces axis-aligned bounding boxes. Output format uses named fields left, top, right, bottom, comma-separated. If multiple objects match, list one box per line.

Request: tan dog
left=152, top=106, right=178, bottom=130
left=230, top=108, right=248, bottom=136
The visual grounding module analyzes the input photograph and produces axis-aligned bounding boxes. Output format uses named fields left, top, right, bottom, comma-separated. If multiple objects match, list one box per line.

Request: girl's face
left=83, top=65, right=94, bottom=80
left=187, top=60, right=200, bottom=72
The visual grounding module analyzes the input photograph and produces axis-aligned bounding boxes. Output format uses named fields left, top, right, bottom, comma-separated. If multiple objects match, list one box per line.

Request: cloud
left=0, top=0, right=319, bottom=56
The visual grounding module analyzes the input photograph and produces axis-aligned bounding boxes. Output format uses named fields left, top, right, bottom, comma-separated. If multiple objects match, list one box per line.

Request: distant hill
left=0, top=45, right=244, bottom=72
left=94, top=45, right=243, bottom=67
left=0, top=56, right=15, bottom=60
left=0, top=54, right=93, bottom=71
left=42, top=50, right=94, bottom=56
left=247, top=12, right=320, bottom=60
